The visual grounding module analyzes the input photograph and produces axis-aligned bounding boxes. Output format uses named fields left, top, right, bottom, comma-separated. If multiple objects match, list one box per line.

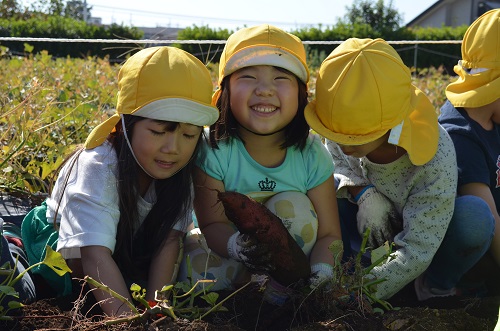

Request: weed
left=305, top=228, right=397, bottom=316
left=80, top=235, right=249, bottom=326
left=0, top=245, right=71, bottom=320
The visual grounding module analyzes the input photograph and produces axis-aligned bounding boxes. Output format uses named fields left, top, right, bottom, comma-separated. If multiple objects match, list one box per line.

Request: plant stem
left=84, top=276, right=139, bottom=314
left=199, top=279, right=252, bottom=320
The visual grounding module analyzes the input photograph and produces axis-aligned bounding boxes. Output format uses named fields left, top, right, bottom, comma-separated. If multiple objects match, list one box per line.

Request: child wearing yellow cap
left=439, top=8, right=500, bottom=295
left=179, top=24, right=342, bottom=306
left=305, top=38, right=494, bottom=301
left=20, top=46, right=219, bottom=316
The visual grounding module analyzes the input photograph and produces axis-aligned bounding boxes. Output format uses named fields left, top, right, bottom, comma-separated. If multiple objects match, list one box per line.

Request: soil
left=1, top=194, right=499, bottom=331
left=0, top=275, right=499, bottom=331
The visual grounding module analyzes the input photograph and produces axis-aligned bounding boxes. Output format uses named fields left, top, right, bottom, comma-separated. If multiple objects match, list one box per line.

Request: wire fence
left=0, top=36, right=463, bottom=45
left=0, top=37, right=463, bottom=68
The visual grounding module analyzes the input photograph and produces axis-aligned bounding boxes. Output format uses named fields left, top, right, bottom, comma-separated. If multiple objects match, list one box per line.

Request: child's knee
left=264, top=191, right=318, bottom=256
left=178, top=228, right=247, bottom=291
left=452, top=195, right=495, bottom=246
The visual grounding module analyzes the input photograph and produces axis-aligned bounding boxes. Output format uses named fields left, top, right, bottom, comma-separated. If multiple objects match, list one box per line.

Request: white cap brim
left=133, top=98, right=219, bottom=126
left=224, top=46, right=308, bottom=83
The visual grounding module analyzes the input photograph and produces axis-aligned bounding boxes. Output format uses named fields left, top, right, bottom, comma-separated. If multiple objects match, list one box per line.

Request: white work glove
left=354, top=185, right=401, bottom=248
left=227, top=232, right=274, bottom=272
left=308, top=263, right=334, bottom=289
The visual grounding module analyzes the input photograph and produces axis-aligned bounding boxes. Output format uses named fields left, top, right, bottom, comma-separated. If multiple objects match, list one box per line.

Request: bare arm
left=80, top=245, right=133, bottom=316
left=147, top=229, right=183, bottom=301
left=307, top=176, right=343, bottom=266
left=193, top=166, right=236, bottom=257
left=346, top=186, right=368, bottom=201
left=459, top=182, right=500, bottom=267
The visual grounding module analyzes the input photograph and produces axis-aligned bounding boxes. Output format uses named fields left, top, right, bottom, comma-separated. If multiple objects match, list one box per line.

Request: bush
left=0, top=51, right=117, bottom=194
left=174, top=25, right=232, bottom=64
left=0, top=17, right=143, bottom=60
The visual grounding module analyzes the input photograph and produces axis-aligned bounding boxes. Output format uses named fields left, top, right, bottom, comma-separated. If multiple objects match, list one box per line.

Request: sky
left=24, top=0, right=439, bottom=31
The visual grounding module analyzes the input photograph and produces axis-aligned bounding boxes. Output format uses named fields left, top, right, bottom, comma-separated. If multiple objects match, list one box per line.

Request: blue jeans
left=338, top=195, right=495, bottom=291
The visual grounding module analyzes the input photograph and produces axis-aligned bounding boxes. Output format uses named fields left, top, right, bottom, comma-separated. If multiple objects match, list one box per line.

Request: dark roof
left=406, top=0, right=500, bottom=27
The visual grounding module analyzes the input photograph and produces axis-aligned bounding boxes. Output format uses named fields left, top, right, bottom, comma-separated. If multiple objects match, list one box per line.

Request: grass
left=0, top=48, right=455, bottom=197
left=1, top=49, right=493, bottom=329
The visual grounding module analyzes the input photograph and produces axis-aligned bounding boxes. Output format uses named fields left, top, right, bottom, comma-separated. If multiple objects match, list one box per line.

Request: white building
left=407, top=0, right=500, bottom=27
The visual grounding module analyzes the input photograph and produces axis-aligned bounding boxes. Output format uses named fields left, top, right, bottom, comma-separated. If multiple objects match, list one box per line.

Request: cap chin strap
left=388, top=120, right=404, bottom=145
left=458, top=60, right=488, bottom=75
left=469, top=67, right=488, bottom=74
left=121, top=115, right=159, bottom=180
left=121, top=115, right=191, bottom=182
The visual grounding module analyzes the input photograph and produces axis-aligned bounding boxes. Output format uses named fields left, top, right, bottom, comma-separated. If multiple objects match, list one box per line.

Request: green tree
left=5, top=0, right=92, bottom=21
left=344, top=0, right=402, bottom=34
left=28, top=0, right=65, bottom=16
left=0, top=0, right=23, bottom=19
left=64, top=0, right=92, bottom=21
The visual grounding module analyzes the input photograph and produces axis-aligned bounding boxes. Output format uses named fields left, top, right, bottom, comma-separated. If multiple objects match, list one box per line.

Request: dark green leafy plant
left=82, top=237, right=249, bottom=326
left=306, top=229, right=397, bottom=316
left=0, top=246, right=71, bottom=320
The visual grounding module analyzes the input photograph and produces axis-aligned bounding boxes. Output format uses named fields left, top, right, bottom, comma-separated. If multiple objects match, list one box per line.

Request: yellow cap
left=85, top=46, right=219, bottom=149
left=446, top=9, right=500, bottom=107
left=305, top=38, right=438, bottom=166
left=212, top=24, right=309, bottom=105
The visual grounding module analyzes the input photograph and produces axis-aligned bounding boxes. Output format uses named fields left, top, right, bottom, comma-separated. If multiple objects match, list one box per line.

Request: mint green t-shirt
left=197, top=133, right=334, bottom=203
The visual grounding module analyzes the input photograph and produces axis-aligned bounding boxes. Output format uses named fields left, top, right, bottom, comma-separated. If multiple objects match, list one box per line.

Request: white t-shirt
left=48, top=141, right=190, bottom=259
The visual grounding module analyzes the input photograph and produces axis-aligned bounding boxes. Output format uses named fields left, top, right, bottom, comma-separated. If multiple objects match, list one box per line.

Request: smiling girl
left=179, top=24, right=342, bottom=306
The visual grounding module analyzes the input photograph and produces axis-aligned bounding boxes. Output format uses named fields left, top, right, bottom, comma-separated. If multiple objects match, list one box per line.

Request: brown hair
left=51, top=115, right=203, bottom=283
left=209, top=68, right=310, bottom=150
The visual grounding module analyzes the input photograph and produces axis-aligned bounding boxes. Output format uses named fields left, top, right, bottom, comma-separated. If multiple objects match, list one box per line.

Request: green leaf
left=175, top=281, right=193, bottom=292
left=130, top=283, right=142, bottom=292
left=0, top=262, right=13, bottom=269
left=42, top=246, right=72, bottom=276
left=0, top=286, right=18, bottom=297
left=371, top=242, right=390, bottom=264
left=23, top=43, right=34, bottom=53
left=8, top=301, right=24, bottom=309
left=161, top=284, right=174, bottom=291
left=201, top=292, right=219, bottom=306
left=328, top=239, right=344, bottom=263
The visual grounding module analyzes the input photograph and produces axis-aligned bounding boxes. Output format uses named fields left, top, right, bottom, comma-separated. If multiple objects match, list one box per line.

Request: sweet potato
left=217, top=190, right=311, bottom=285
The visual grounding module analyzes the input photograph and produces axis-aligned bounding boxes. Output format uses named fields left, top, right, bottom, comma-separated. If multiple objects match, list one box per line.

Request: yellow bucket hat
left=212, top=24, right=309, bottom=105
left=85, top=46, right=219, bottom=149
left=446, top=9, right=500, bottom=107
left=305, top=38, right=438, bottom=166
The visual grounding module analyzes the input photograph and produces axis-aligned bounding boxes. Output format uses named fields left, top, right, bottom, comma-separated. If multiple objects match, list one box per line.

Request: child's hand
left=227, top=232, right=275, bottom=271
left=308, top=263, right=334, bottom=289
left=355, top=186, right=400, bottom=248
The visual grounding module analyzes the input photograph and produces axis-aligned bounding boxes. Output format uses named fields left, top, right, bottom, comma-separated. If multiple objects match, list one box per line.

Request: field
left=0, top=270, right=498, bottom=330
left=0, top=50, right=452, bottom=197
left=1, top=51, right=499, bottom=330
